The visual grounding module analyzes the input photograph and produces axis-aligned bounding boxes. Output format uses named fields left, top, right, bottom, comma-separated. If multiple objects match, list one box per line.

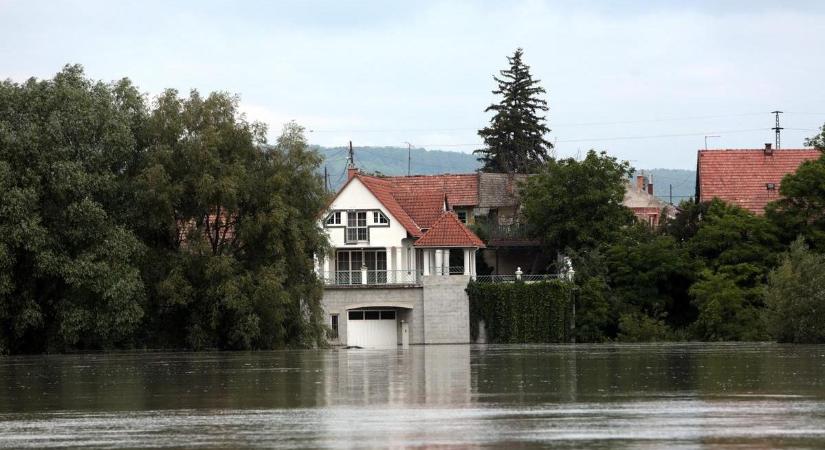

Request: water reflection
left=0, top=343, right=824, bottom=448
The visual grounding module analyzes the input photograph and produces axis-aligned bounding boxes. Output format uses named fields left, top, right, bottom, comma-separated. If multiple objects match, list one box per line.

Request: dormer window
left=325, top=211, right=342, bottom=225
left=373, top=211, right=389, bottom=225
left=766, top=183, right=777, bottom=191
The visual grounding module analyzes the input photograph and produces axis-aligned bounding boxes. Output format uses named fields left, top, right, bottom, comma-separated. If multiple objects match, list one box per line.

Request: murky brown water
left=0, top=343, right=824, bottom=448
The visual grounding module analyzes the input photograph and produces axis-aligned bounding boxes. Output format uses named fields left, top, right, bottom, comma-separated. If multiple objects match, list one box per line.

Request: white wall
left=320, top=177, right=411, bottom=271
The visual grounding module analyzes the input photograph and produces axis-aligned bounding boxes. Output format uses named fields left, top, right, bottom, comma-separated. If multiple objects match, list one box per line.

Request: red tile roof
left=355, top=174, right=424, bottom=237
left=391, top=189, right=446, bottom=229
left=327, top=171, right=485, bottom=245
left=385, top=174, right=478, bottom=206
left=697, top=148, right=821, bottom=214
left=414, top=211, right=485, bottom=248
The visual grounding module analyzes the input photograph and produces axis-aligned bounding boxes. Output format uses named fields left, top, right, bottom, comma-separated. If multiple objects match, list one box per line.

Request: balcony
left=486, top=222, right=539, bottom=246
left=321, top=270, right=422, bottom=287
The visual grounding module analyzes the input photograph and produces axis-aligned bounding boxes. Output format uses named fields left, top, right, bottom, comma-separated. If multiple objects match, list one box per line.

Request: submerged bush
left=765, top=239, right=825, bottom=343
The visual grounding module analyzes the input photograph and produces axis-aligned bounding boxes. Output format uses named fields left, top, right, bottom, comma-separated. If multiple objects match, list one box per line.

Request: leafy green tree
left=475, top=48, right=553, bottom=173
left=521, top=150, right=634, bottom=254
left=683, top=199, right=779, bottom=340
left=689, top=270, right=765, bottom=341
left=605, top=224, right=697, bottom=330
left=133, top=90, right=328, bottom=350
left=766, top=154, right=825, bottom=250
left=804, top=122, right=825, bottom=150
left=0, top=65, right=146, bottom=353
left=765, top=239, right=825, bottom=343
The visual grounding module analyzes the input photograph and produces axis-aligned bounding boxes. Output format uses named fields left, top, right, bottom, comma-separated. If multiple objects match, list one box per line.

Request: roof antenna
left=771, top=110, right=783, bottom=150
left=347, top=140, right=355, bottom=168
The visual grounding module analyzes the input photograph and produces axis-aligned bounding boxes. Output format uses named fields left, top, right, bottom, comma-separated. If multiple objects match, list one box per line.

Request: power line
left=307, top=111, right=825, bottom=135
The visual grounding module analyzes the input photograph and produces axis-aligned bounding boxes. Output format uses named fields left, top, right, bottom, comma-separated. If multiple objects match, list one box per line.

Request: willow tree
left=0, top=65, right=147, bottom=353
left=133, top=90, right=329, bottom=350
left=475, top=48, right=554, bottom=173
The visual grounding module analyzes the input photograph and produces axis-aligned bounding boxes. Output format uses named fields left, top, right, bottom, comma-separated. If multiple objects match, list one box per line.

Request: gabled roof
left=697, top=148, right=821, bottom=214
left=385, top=174, right=478, bottom=206
left=354, top=174, right=423, bottom=237
left=414, top=211, right=485, bottom=248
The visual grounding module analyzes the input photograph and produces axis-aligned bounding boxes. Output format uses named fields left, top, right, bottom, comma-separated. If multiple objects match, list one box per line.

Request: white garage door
left=347, top=310, right=397, bottom=348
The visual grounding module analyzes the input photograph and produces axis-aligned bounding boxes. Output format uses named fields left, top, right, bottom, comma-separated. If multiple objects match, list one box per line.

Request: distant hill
left=315, top=146, right=482, bottom=189
left=634, top=169, right=696, bottom=204
left=316, top=145, right=695, bottom=203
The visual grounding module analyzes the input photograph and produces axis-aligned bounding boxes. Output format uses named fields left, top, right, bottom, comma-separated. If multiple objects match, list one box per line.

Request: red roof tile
left=414, top=211, right=485, bottom=248
left=697, top=148, right=821, bottom=214
left=325, top=171, right=484, bottom=244
left=385, top=174, right=478, bottom=206
left=391, top=189, right=445, bottom=229
left=355, top=174, right=423, bottom=237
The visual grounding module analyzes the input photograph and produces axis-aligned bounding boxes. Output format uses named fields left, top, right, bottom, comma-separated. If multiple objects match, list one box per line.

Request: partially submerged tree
left=475, top=48, right=553, bottom=173
left=0, top=65, right=147, bottom=353
left=134, top=90, right=328, bottom=350
left=765, top=238, right=825, bottom=343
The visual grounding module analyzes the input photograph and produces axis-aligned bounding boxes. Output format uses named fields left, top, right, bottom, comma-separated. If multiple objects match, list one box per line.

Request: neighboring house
left=317, top=167, right=485, bottom=348
left=696, top=145, right=821, bottom=214
left=624, top=174, right=676, bottom=227
left=475, top=173, right=549, bottom=275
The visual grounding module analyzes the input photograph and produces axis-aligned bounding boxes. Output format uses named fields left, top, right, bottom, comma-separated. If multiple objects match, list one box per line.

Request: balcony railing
left=321, top=270, right=421, bottom=286
left=488, top=222, right=531, bottom=240
left=473, top=273, right=562, bottom=283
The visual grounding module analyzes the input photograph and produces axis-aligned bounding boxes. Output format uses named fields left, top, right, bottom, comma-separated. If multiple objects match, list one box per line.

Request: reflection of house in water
left=320, top=345, right=471, bottom=406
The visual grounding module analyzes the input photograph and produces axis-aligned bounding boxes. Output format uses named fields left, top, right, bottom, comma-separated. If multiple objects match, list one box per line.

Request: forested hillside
left=316, top=145, right=696, bottom=201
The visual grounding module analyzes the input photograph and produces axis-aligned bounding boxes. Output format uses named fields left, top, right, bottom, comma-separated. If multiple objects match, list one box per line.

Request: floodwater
left=0, top=344, right=824, bottom=449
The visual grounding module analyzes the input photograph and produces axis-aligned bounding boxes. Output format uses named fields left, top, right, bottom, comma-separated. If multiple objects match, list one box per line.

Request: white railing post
left=515, top=267, right=522, bottom=281
left=361, top=265, right=368, bottom=285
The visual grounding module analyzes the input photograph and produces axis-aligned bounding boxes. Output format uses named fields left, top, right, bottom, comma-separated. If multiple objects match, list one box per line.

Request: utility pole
left=324, top=165, right=329, bottom=193
left=772, top=110, right=783, bottom=149
left=404, top=141, right=412, bottom=176
left=669, top=184, right=673, bottom=205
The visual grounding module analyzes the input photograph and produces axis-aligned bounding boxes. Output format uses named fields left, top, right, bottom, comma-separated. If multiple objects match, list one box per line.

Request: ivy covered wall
left=467, top=280, right=573, bottom=343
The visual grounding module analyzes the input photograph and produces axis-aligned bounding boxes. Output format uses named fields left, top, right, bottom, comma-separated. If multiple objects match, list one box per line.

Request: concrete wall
left=321, top=274, right=471, bottom=346
left=322, top=287, right=424, bottom=346
left=421, top=275, right=471, bottom=344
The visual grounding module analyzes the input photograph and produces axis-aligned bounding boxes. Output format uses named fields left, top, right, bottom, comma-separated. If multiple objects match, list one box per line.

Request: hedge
left=467, top=280, right=573, bottom=343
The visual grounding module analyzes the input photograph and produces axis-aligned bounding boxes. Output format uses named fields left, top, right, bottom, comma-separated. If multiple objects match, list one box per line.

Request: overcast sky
left=2, top=0, right=825, bottom=169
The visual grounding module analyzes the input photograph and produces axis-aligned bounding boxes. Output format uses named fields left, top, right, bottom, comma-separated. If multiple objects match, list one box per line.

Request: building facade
left=317, top=168, right=484, bottom=348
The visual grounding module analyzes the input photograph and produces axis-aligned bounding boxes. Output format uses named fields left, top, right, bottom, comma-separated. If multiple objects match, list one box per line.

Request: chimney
left=764, top=143, right=773, bottom=156
left=636, top=175, right=645, bottom=192
left=347, top=166, right=358, bottom=180
left=647, top=179, right=654, bottom=196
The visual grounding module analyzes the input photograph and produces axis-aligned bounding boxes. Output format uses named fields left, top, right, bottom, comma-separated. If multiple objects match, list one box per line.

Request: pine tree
left=475, top=48, right=553, bottom=173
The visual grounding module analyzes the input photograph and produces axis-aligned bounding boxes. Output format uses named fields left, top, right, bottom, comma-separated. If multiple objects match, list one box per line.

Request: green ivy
left=467, top=280, right=572, bottom=343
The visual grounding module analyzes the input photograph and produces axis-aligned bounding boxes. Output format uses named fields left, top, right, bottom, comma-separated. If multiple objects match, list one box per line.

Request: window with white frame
left=346, top=211, right=368, bottom=243
left=325, top=211, right=341, bottom=225
left=373, top=210, right=389, bottom=225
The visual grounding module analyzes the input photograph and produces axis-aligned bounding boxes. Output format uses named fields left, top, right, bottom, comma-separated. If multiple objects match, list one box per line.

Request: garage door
left=347, top=310, right=397, bottom=348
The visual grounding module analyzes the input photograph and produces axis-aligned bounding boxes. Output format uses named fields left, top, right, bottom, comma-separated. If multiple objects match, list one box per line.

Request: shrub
left=765, top=239, right=825, bottom=343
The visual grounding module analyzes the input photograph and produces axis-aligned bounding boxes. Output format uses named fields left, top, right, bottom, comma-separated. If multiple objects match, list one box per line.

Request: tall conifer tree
left=475, top=48, right=553, bottom=173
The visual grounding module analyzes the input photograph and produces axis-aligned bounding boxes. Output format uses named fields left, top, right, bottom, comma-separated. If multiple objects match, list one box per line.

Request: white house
left=317, top=167, right=485, bottom=348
